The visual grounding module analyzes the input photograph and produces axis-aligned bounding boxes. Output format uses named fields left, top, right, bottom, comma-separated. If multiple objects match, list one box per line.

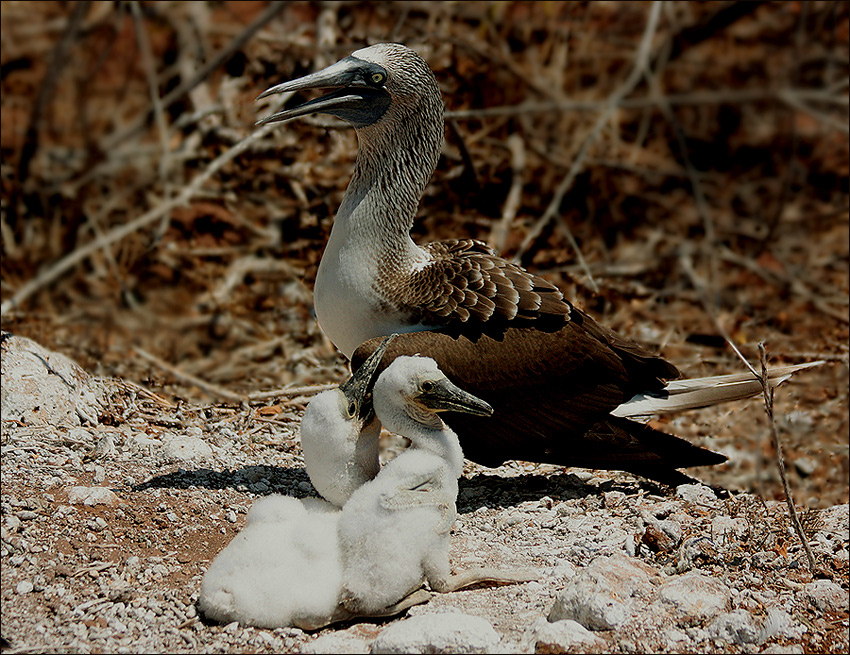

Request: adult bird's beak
left=256, top=55, right=390, bottom=126
left=339, top=334, right=396, bottom=420
left=418, top=379, right=494, bottom=418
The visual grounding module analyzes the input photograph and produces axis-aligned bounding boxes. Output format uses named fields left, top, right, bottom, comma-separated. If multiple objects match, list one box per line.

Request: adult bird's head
left=257, top=43, right=444, bottom=185
left=257, top=43, right=441, bottom=129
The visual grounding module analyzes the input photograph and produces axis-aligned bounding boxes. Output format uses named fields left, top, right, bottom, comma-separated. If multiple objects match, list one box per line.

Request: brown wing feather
left=376, top=238, right=674, bottom=372
left=377, top=239, right=570, bottom=332
left=352, top=328, right=721, bottom=483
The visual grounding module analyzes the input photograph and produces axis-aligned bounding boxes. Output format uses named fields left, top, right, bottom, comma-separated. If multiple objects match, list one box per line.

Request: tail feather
left=612, top=361, right=824, bottom=418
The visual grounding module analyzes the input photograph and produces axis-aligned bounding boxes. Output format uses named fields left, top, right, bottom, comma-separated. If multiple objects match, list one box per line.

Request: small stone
left=67, top=486, right=121, bottom=506
left=161, top=437, right=213, bottom=463
left=762, top=645, right=804, bottom=654
left=94, top=433, right=117, bottom=458
left=16, top=580, right=34, bottom=594
left=653, top=572, right=731, bottom=624
left=642, top=518, right=682, bottom=552
left=676, top=484, right=717, bottom=504
left=800, top=579, right=849, bottom=613
left=302, top=634, right=370, bottom=654
left=794, top=458, right=817, bottom=477
left=16, top=510, right=38, bottom=521
left=548, top=553, right=655, bottom=630
left=226, top=511, right=238, bottom=523
left=710, top=516, right=748, bottom=545
left=707, top=609, right=760, bottom=645
left=371, top=611, right=501, bottom=654
left=758, top=608, right=804, bottom=642
left=534, top=618, right=604, bottom=653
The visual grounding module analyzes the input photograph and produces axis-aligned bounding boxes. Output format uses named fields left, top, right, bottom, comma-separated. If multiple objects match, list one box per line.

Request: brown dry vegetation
left=1, top=1, right=848, bottom=507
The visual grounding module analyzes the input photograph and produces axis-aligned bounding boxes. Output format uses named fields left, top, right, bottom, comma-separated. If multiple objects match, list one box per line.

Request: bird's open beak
left=339, top=334, right=396, bottom=420
left=418, top=379, right=494, bottom=418
left=256, top=55, right=388, bottom=126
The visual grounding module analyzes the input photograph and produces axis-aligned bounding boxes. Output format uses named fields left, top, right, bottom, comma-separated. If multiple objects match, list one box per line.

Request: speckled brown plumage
left=376, top=239, right=570, bottom=336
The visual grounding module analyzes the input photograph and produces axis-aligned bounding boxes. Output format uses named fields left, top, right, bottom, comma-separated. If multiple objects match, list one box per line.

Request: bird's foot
left=430, top=567, right=537, bottom=593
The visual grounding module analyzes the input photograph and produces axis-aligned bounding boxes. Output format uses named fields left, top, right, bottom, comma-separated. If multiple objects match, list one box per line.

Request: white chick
left=299, top=335, right=395, bottom=506
left=199, top=337, right=428, bottom=630
left=197, top=494, right=342, bottom=629
left=338, top=355, right=535, bottom=615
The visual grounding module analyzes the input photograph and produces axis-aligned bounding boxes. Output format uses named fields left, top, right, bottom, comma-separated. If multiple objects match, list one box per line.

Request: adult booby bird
left=338, top=354, right=535, bottom=615
left=258, top=43, right=820, bottom=485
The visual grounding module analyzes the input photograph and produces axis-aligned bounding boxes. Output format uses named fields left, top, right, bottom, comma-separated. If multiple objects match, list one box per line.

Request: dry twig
left=133, top=346, right=245, bottom=404
left=512, top=0, right=665, bottom=290
left=758, top=342, right=816, bottom=571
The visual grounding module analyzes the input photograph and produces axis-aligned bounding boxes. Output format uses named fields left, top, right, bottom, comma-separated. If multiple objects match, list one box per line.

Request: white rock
left=303, top=634, right=370, bottom=654
left=675, top=484, right=717, bottom=505
left=653, top=572, right=730, bottom=624
left=762, top=645, right=804, bottom=654
left=706, top=609, right=760, bottom=645
left=534, top=618, right=604, bottom=653
left=15, top=580, right=34, bottom=594
left=799, top=580, right=849, bottom=613
left=758, top=607, right=804, bottom=643
left=710, top=516, right=749, bottom=545
left=0, top=334, right=104, bottom=426
left=67, top=486, right=121, bottom=506
left=548, top=553, right=655, bottom=630
left=816, top=504, right=849, bottom=542
left=161, top=436, right=213, bottom=463
left=370, top=611, right=501, bottom=654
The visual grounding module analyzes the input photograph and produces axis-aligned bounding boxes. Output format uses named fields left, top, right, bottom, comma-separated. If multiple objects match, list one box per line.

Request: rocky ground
left=1, top=333, right=848, bottom=654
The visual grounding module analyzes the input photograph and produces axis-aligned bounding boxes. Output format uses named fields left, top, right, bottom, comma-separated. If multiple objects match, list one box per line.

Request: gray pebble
left=653, top=572, right=731, bottom=624
left=707, top=609, right=760, bottom=645
left=371, top=611, right=501, bottom=654
left=16, top=580, right=34, bottom=594
left=548, top=553, right=654, bottom=630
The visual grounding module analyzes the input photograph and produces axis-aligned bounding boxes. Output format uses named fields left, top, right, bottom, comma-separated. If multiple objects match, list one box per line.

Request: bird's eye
left=371, top=72, right=385, bottom=84
left=421, top=380, right=435, bottom=393
left=347, top=401, right=357, bottom=417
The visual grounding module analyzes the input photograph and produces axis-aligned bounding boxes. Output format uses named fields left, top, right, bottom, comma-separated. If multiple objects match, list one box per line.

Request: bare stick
left=11, top=1, right=92, bottom=224
left=133, top=347, right=245, bottom=404
left=758, top=343, right=816, bottom=571
left=680, top=253, right=817, bottom=571
left=101, top=1, right=287, bottom=151
left=489, top=133, right=525, bottom=253
left=246, top=383, right=339, bottom=402
left=130, top=1, right=174, bottom=236
left=647, top=73, right=719, bottom=305
left=513, top=1, right=663, bottom=283
left=444, top=86, right=846, bottom=119
left=1, top=126, right=272, bottom=317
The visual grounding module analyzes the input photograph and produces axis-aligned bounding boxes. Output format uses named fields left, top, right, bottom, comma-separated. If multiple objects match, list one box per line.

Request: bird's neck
left=407, top=421, right=465, bottom=480
left=328, top=108, right=443, bottom=266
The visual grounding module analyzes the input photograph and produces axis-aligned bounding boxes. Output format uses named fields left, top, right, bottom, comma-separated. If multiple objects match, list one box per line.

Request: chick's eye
left=347, top=402, right=357, bottom=417
left=421, top=381, right=435, bottom=393
left=371, top=72, right=384, bottom=84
